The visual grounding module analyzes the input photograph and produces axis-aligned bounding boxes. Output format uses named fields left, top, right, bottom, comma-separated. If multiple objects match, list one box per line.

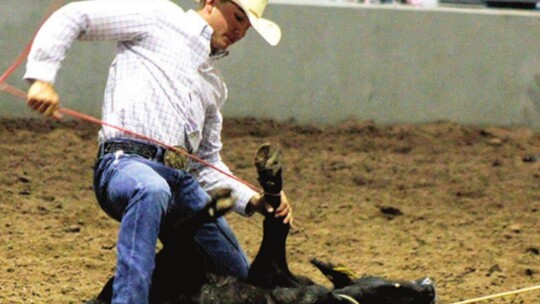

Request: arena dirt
left=0, top=118, right=538, bottom=303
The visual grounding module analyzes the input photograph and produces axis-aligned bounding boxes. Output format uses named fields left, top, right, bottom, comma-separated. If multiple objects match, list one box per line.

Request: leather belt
left=98, top=139, right=188, bottom=170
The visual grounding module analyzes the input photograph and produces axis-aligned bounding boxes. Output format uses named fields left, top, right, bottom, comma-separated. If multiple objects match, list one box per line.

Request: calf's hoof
left=206, top=188, right=234, bottom=219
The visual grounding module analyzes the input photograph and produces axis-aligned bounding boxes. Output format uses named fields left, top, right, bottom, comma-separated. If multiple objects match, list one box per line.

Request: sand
left=0, top=117, right=538, bottom=303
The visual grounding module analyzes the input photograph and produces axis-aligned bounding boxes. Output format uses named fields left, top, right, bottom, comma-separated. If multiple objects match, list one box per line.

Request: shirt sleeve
left=191, top=159, right=258, bottom=217
left=190, top=107, right=258, bottom=216
left=24, top=0, right=164, bottom=83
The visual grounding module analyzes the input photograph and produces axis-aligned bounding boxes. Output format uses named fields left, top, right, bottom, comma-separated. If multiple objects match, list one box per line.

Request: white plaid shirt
left=24, top=0, right=256, bottom=215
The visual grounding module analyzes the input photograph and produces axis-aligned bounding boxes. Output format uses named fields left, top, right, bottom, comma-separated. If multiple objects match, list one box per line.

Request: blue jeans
left=93, top=152, right=249, bottom=304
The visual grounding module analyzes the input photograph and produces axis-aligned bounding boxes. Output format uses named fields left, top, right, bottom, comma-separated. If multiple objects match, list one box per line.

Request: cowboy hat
left=198, top=0, right=282, bottom=46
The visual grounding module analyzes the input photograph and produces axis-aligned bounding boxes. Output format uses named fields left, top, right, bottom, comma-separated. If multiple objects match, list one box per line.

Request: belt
left=98, top=139, right=189, bottom=170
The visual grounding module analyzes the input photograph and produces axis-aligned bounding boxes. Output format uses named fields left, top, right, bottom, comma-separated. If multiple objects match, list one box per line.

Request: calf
left=87, top=144, right=436, bottom=304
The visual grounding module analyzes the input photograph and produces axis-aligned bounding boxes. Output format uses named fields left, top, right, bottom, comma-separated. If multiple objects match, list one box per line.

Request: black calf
left=87, top=144, right=436, bottom=304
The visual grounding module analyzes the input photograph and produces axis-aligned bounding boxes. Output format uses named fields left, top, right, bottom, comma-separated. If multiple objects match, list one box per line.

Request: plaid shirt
left=24, top=0, right=256, bottom=215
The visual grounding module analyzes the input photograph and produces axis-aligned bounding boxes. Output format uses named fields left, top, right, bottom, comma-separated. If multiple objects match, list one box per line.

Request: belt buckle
left=164, top=146, right=188, bottom=170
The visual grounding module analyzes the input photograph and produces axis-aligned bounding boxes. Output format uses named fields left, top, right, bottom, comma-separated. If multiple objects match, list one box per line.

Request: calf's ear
left=310, top=258, right=357, bottom=288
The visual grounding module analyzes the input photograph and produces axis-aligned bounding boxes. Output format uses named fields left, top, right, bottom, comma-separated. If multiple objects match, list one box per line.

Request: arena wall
left=2, top=0, right=540, bottom=129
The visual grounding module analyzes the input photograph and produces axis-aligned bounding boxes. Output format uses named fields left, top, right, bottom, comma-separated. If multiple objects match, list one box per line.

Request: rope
left=449, top=284, right=540, bottom=304
left=0, top=82, right=27, bottom=99
left=0, top=0, right=64, bottom=83
left=0, top=83, right=261, bottom=192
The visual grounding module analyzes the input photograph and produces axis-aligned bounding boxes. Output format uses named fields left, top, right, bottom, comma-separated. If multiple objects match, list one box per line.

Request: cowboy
left=23, top=0, right=292, bottom=302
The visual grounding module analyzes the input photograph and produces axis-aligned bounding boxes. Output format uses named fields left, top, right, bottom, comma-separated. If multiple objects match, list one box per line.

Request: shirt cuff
left=23, top=60, right=61, bottom=84
left=232, top=184, right=257, bottom=217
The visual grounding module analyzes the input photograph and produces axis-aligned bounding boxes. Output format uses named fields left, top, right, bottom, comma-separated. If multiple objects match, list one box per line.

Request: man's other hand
left=248, top=191, right=293, bottom=225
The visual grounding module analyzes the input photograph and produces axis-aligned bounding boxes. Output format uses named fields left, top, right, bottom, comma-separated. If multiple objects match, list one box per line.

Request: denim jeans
left=93, top=152, right=249, bottom=304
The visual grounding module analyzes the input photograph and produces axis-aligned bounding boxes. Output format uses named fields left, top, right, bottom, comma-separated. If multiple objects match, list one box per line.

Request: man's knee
left=132, top=177, right=172, bottom=215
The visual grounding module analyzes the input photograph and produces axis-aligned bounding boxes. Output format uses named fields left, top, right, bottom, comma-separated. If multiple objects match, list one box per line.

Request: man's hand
left=248, top=191, right=293, bottom=225
left=27, top=80, right=63, bottom=119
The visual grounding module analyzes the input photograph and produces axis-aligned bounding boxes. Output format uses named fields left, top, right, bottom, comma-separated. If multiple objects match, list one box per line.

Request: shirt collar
left=185, top=10, right=229, bottom=60
left=210, top=49, right=229, bottom=59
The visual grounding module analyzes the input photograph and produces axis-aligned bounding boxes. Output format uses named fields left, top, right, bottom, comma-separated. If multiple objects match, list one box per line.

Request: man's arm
left=193, top=159, right=293, bottom=224
left=190, top=149, right=258, bottom=216
left=193, top=110, right=293, bottom=223
left=24, top=0, right=166, bottom=117
left=24, top=0, right=164, bottom=83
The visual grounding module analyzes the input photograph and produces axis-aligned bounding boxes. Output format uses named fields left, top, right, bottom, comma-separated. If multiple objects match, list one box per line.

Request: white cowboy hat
left=197, top=0, right=282, bottom=46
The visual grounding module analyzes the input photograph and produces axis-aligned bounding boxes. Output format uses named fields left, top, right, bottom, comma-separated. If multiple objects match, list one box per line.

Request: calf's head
left=312, top=259, right=436, bottom=304
left=333, top=276, right=436, bottom=304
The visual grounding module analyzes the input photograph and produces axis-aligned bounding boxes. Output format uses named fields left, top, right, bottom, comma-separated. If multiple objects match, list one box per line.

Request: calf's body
left=88, top=144, right=436, bottom=304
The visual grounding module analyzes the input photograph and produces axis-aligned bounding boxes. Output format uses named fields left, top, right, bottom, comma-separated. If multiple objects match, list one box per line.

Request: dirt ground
left=0, top=117, right=538, bottom=304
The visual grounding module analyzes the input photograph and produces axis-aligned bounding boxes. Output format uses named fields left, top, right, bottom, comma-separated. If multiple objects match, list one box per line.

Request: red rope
left=0, top=83, right=261, bottom=192
left=0, top=0, right=64, bottom=83
left=0, top=82, right=27, bottom=99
